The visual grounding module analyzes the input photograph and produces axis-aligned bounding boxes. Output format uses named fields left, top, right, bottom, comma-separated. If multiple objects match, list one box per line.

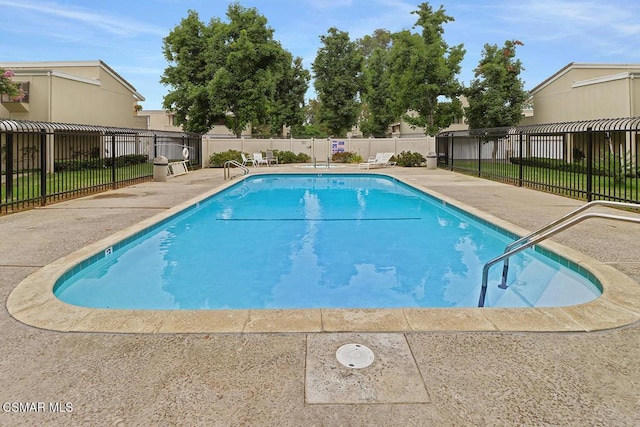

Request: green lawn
left=450, top=160, right=639, bottom=201
left=2, top=163, right=153, bottom=203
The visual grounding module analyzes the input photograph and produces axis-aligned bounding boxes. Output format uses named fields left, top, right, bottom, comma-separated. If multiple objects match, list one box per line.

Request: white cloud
left=0, top=0, right=166, bottom=37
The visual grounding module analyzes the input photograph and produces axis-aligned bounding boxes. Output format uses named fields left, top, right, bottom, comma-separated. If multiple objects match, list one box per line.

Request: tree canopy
left=161, top=4, right=308, bottom=136
left=357, top=29, right=395, bottom=137
left=387, top=2, right=465, bottom=136
left=465, top=40, right=528, bottom=129
left=159, top=1, right=527, bottom=139
left=266, top=55, right=310, bottom=136
left=312, top=27, right=364, bottom=137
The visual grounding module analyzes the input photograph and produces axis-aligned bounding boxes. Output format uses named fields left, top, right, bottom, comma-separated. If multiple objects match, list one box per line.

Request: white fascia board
left=529, top=63, right=640, bottom=95
left=572, top=72, right=640, bottom=88
left=0, top=60, right=145, bottom=101
left=5, top=69, right=100, bottom=86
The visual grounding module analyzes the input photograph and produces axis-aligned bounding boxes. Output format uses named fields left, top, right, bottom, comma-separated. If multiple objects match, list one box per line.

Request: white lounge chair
left=241, top=153, right=255, bottom=167
left=383, top=152, right=397, bottom=167
left=359, top=152, right=395, bottom=169
left=253, top=152, right=268, bottom=167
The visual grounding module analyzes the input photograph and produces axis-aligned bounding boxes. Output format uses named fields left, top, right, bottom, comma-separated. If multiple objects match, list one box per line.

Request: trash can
left=426, top=151, right=437, bottom=170
left=153, top=156, right=168, bottom=182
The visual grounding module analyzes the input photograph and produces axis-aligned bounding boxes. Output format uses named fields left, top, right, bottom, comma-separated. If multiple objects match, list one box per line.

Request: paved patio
left=1, top=165, right=639, bottom=425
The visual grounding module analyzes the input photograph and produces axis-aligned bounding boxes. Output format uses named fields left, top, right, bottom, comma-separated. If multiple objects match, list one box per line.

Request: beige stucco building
left=0, top=60, right=147, bottom=129
left=523, top=63, right=640, bottom=125
left=141, top=110, right=252, bottom=139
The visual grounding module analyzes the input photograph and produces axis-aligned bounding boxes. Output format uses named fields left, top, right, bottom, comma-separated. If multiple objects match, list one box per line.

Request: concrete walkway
left=1, top=166, right=639, bottom=426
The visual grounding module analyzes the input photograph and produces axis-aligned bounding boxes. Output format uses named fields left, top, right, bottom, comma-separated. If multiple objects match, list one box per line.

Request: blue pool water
left=54, top=174, right=601, bottom=309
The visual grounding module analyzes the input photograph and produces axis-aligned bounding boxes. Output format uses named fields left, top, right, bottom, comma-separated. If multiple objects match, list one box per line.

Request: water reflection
left=55, top=175, right=600, bottom=310
left=441, top=236, right=484, bottom=307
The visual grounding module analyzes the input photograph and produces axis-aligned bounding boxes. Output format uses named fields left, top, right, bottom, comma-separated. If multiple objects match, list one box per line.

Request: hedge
left=54, top=154, right=148, bottom=172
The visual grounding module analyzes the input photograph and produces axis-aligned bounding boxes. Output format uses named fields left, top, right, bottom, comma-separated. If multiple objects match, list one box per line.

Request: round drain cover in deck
left=336, top=343, right=375, bottom=369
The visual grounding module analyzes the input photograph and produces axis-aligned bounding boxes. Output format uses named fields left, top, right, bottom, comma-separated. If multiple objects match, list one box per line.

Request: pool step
left=491, top=261, right=559, bottom=307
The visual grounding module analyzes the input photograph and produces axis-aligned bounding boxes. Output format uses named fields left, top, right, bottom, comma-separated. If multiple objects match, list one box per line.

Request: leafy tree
left=302, top=98, right=321, bottom=125
left=388, top=2, right=465, bottom=136
left=161, top=4, right=308, bottom=137
left=356, top=29, right=395, bottom=137
left=357, top=29, right=392, bottom=57
left=291, top=123, right=327, bottom=138
left=161, top=11, right=214, bottom=134
left=312, top=27, right=364, bottom=137
left=0, top=69, right=23, bottom=100
left=290, top=98, right=330, bottom=137
left=465, top=40, right=528, bottom=129
left=268, top=55, right=310, bottom=136
left=359, top=46, right=395, bottom=137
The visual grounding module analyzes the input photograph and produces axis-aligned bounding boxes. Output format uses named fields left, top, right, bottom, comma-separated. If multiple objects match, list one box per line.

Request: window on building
left=1, top=81, right=29, bottom=103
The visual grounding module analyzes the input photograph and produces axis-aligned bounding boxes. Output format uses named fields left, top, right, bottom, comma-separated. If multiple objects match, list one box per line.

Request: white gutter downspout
left=47, top=70, right=52, bottom=122
left=631, top=75, right=637, bottom=159
left=629, top=73, right=635, bottom=118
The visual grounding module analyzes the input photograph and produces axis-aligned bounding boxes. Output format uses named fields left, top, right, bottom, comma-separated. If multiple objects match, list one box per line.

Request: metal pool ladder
left=478, top=200, right=640, bottom=307
left=223, top=160, right=250, bottom=180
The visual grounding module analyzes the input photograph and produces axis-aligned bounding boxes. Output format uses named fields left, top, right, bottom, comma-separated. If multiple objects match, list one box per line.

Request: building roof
left=529, top=62, right=640, bottom=95
left=0, top=60, right=144, bottom=101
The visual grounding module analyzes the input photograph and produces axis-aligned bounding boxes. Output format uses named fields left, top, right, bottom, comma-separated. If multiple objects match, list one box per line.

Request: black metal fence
left=436, top=118, right=640, bottom=203
left=0, top=119, right=201, bottom=213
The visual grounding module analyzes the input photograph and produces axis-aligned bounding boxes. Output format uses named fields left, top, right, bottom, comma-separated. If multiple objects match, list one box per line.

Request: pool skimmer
left=336, top=343, right=375, bottom=369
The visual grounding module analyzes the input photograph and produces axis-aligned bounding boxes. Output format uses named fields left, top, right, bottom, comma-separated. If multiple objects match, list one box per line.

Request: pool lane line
left=216, top=217, right=423, bottom=221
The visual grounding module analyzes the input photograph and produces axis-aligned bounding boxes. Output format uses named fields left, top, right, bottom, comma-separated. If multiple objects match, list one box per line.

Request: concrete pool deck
left=1, top=165, right=639, bottom=425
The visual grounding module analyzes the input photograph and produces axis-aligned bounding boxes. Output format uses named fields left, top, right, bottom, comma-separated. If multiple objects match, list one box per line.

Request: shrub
left=332, top=151, right=363, bottom=163
left=53, top=154, right=148, bottom=172
left=509, top=157, right=585, bottom=172
left=105, top=154, right=148, bottom=168
left=296, top=152, right=311, bottom=163
left=509, top=155, right=640, bottom=180
left=209, top=150, right=243, bottom=167
left=54, top=158, right=104, bottom=172
left=273, top=150, right=311, bottom=164
left=273, top=150, right=296, bottom=164
left=394, top=151, right=425, bottom=167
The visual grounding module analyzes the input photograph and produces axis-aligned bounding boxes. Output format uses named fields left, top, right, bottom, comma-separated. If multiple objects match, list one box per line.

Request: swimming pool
left=53, top=174, right=600, bottom=310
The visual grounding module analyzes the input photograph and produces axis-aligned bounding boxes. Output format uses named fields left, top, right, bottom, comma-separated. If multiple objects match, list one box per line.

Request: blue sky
left=1, top=0, right=638, bottom=110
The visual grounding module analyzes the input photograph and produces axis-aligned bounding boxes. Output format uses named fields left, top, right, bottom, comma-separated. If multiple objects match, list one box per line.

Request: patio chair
left=253, top=152, right=269, bottom=167
left=241, top=153, right=255, bottom=167
left=383, top=152, right=397, bottom=167
left=358, top=152, right=395, bottom=169
left=265, top=150, right=279, bottom=166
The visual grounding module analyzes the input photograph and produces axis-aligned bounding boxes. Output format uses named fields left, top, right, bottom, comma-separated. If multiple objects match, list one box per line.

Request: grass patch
left=2, top=163, right=153, bottom=203
left=450, top=160, right=639, bottom=201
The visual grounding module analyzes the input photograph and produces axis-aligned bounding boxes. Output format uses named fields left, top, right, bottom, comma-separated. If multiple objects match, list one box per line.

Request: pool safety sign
left=331, top=140, right=345, bottom=154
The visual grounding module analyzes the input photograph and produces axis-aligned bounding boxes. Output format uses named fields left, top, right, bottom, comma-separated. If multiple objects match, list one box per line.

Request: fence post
left=586, top=127, right=593, bottom=201
left=518, top=132, right=523, bottom=187
left=449, top=135, right=454, bottom=171
left=6, top=132, right=13, bottom=199
left=40, top=128, right=47, bottom=206
left=111, top=133, right=117, bottom=189
left=477, top=136, right=482, bottom=177
left=153, top=134, right=158, bottom=159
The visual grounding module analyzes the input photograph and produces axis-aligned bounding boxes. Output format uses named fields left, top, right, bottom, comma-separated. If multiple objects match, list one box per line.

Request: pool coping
left=7, top=171, right=640, bottom=334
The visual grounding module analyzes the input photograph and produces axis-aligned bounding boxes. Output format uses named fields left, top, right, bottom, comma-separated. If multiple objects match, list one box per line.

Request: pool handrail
left=479, top=204, right=640, bottom=307
left=498, top=201, right=640, bottom=290
left=223, top=160, right=250, bottom=180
